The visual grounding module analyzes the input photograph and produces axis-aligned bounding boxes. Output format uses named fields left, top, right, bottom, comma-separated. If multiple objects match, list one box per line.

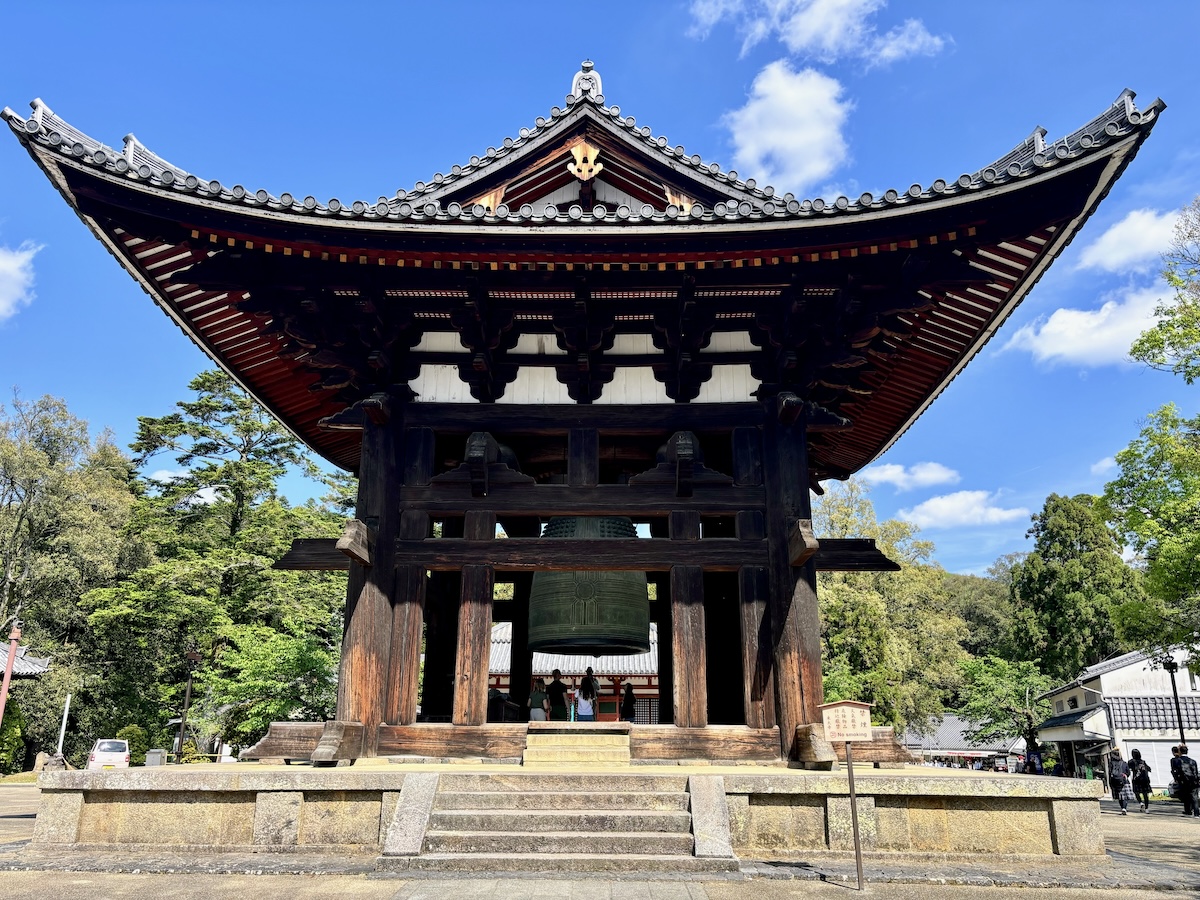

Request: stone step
left=436, top=772, right=690, bottom=792
left=428, top=809, right=693, bottom=834
left=378, top=853, right=741, bottom=876
left=434, top=790, right=690, bottom=811
left=524, top=733, right=630, bottom=747
left=424, top=830, right=695, bottom=856
left=521, top=747, right=631, bottom=764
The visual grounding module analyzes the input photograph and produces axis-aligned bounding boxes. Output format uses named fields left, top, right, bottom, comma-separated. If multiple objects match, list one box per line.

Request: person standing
left=1129, top=749, right=1152, bottom=812
left=528, top=678, right=550, bottom=722
left=1172, top=744, right=1199, bottom=817
left=546, top=669, right=570, bottom=722
left=1108, top=748, right=1131, bottom=815
left=576, top=671, right=597, bottom=722
left=621, top=682, right=636, bottom=722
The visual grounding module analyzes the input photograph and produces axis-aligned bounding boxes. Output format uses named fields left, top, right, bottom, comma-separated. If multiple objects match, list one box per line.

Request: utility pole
left=1161, top=657, right=1187, bottom=745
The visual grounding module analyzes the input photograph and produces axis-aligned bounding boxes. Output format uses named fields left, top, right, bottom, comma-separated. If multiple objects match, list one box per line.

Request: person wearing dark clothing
left=621, top=682, right=636, bottom=722
left=546, top=669, right=570, bottom=722
left=1108, top=749, right=1131, bottom=814
left=1172, top=744, right=1200, bottom=817
left=1129, top=748, right=1152, bottom=812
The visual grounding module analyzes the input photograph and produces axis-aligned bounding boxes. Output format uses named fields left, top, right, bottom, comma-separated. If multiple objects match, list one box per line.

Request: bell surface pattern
left=528, top=516, right=651, bottom=655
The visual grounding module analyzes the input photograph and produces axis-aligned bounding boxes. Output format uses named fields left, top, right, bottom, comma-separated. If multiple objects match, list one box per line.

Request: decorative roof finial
left=571, top=60, right=603, bottom=102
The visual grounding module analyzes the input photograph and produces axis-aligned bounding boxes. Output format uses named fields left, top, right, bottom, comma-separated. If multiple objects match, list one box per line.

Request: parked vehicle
left=86, top=739, right=130, bottom=770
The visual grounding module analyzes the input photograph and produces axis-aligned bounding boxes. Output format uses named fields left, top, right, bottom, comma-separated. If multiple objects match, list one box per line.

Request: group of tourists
left=526, top=668, right=638, bottom=722
left=1107, top=744, right=1199, bottom=816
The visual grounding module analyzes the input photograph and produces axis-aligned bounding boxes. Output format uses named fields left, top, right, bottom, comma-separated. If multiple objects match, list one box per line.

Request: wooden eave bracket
left=788, top=518, right=820, bottom=566
left=336, top=519, right=375, bottom=567
left=318, top=392, right=393, bottom=431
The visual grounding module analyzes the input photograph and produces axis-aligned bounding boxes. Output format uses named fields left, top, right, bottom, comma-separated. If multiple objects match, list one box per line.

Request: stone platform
left=27, top=762, right=1106, bottom=873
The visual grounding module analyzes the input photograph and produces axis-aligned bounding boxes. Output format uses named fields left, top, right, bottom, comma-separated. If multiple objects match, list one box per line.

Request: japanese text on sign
left=820, top=701, right=873, bottom=742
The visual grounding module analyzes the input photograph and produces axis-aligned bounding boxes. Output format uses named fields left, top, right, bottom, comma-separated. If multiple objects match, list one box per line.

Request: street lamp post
left=1161, top=657, right=1187, bottom=745
left=174, top=649, right=202, bottom=762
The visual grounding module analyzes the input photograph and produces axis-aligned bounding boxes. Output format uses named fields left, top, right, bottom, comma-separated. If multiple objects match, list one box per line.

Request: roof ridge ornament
left=571, top=60, right=602, bottom=103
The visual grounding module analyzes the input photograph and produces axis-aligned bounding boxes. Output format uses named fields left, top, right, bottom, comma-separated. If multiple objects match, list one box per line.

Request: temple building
left=3, top=65, right=1163, bottom=765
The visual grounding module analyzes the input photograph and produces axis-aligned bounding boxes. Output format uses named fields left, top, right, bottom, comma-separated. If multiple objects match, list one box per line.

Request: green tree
left=958, top=656, right=1054, bottom=759
left=1009, top=494, right=1144, bottom=683
left=1101, top=404, right=1200, bottom=658
left=815, top=478, right=967, bottom=733
left=943, top=553, right=1023, bottom=659
left=0, top=393, right=141, bottom=767
left=1130, top=197, right=1200, bottom=382
left=85, top=371, right=347, bottom=754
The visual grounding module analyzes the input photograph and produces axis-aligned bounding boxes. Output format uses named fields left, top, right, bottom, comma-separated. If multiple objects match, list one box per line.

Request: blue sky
left=1, top=1, right=1197, bottom=574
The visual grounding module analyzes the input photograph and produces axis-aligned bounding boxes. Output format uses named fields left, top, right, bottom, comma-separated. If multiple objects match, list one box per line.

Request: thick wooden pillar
left=669, top=509, right=707, bottom=727
left=762, top=399, right=823, bottom=759
left=733, top=426, right=775, bottom=730
left=385, top=426, right=434, bottom=726
left=336, top=404, right=401, bottom=755
left=453, top=510, right=496, bottom=725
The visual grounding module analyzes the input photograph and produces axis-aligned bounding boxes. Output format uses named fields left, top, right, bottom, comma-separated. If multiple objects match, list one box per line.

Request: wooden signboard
left=819, top=700, right=873, bottom=743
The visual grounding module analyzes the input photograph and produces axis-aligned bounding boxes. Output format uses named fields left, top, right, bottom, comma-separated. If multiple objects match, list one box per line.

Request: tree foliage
left=1009, top=494, right=1143, bottom=683
left=959, top=656, right=1054, bottom=754
left=815, top=478, right=967, bottom=733
left=1130, top=197, right=1200, bottom=382
left=1101, top=403, right=1200, bottom=659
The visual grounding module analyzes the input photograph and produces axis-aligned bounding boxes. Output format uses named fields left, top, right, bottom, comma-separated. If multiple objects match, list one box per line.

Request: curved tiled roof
left=1, top=65, right=1164, bottom=230
left=0, top=643, right=51, bottom=678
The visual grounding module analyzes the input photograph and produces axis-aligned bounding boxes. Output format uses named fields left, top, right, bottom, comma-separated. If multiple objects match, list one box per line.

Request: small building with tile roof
left=0, top=643, right=51, bottom=678
left=903, top=713, right=1024, bottom=770
left=1038, top=648, right=1200, bottom=788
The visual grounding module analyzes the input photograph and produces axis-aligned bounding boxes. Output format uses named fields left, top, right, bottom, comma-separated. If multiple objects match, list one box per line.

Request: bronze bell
left=528, top=517, right=651, bottom=655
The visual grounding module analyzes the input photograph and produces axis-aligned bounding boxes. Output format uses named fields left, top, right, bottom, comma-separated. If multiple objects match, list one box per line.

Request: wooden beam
left=400, top=403, right=765, bottom=434
left=787, top=518, right=819, bottom=566
left=395, top=483, right=766, bottom=516
left=394, top=537, right=767, bottom=571
left=336, top=518, right=375, bottom=567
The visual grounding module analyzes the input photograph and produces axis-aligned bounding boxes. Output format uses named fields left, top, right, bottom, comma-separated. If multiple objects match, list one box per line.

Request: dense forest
left=2, top=198, right=1198, bottom=771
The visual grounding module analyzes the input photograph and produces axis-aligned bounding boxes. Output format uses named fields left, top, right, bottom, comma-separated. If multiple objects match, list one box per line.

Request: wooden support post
left=335, top=402, right=402, bottom=756
left=733, top=426, right=774, bottom=730
left=762, top=396, right=824, bottom=759
left=453, top=510, right=496, bottom=725
left=568, top=428, right=599, bottom=487
left=509, top=572, right=533, bottom=711
left=669, top=509, right=707, bottom=728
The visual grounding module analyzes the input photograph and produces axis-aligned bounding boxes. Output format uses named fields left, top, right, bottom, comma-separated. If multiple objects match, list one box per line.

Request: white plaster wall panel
left=511, top=333, right=567, bottom=355
left=693, top=364, right=757, bottom=403
left=411, top=364, right=474, bottom=402
left=704, top=332, right=756, bottom=352
left=608, top=334, right=660, bottom=355
left=596, top=367, right=669, bottom=404
left=594, top=181, right=640, bottom=209
left=414, top=332, right=468, bottom=353
left=497, top=366, right=574, bottom=405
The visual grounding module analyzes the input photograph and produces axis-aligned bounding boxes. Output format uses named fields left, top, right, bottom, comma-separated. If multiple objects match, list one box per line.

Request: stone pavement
left=2, top=784, right=1198, bottom=896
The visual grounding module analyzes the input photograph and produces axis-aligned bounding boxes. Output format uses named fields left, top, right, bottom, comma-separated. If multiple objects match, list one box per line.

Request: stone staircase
left=522, top=721, right=631, bottom=766
left=378, top=771, right=740, bottom=875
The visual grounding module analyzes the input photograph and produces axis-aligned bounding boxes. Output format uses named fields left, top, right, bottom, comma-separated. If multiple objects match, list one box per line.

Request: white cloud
left=1076, top=208, right=1178, bottom=273
left=0, top=242, right=43, bottom=322
left=1002, top=282, right=1165, bottom=367
left=147, top=469, right=186, bottom=483
left=722, top=60, right=851, bottom=194
left=1090, top=456, right=1118, bottom=477
left=860, top=461, right=960, bottom=492
left=898, top=490, right=1028, bottom=529
left=690, top=0, right=945, bottom=66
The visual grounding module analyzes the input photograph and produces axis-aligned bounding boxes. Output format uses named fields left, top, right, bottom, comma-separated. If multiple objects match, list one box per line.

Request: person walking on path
left=1108, top=748, right=1132, bottom=815
left=621, top=682, right=636, bottom=722
left=1129, top=748, right=1153, bottom=812
left=528, top=678, right=550, bottom=722
left=547, top=669, right=570, bottom=722
left=1171, top=744, right=1199, bottom=817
